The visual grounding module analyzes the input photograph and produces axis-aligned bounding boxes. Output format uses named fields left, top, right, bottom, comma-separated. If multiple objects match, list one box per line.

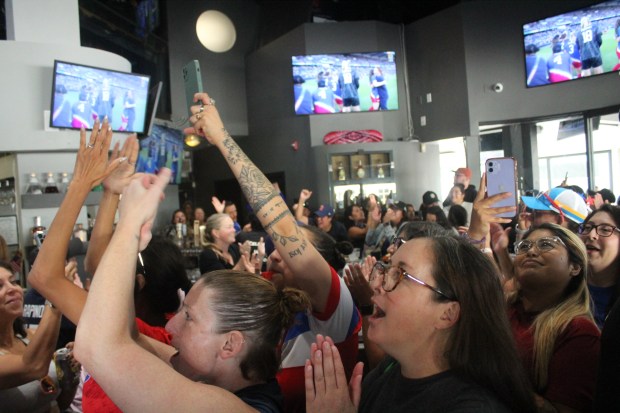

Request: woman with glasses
left=509, top=223, right=600, bottom=413
left=468, top=180, right=600, bottom=412
left=578, top=204, right=620, bottom=328
left=310, top=234, right=536, bottom=412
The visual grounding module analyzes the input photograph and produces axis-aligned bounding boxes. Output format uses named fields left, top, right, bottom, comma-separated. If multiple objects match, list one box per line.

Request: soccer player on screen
left=337, top=60, right=360, bottom=112
left=547, top=40, right=573, bottom=83
left=565, top=31, right=582, bottom=77
left=525, top=44, right=549, bottom=86
left=576, top=16, right=603, bottom=77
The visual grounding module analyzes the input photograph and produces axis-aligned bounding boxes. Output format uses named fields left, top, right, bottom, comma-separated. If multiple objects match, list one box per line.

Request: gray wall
left=408, top=0, right=620, bottom=141
left=166, top=0, right=260, bottom=136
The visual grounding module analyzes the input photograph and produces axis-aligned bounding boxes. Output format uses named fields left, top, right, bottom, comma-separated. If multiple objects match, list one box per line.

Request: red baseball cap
left=453, top=167, right=472, bottom=179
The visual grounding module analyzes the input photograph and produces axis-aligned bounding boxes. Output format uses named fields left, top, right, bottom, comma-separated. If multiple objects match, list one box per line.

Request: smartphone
left=182, top=60, right=203, bottom=114
left=485, top=157, right=518, bottom=218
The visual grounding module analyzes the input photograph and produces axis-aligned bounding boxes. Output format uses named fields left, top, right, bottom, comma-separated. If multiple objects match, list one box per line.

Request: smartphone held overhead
left=485, top=157, right=519, bottom=218
left=183, top=60, right=203, bottom=113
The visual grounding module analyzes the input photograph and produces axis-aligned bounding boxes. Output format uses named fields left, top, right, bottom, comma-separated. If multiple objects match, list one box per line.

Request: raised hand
left=102, top=134, right=140, bottom=195
left=183, top=92, right=226, bottom=145
left=211, top=196, right=225, bottom=213
left=468, top=174, right=515, bottom=241
left=305, top=334, right=362, bottom=413
left=118, top=169, right=172, bottom=251
left=299, top=189, right=313, bottom=202
left=344, top=256, right=375, bottom=307
left=72, top=118, right=124, bottom=190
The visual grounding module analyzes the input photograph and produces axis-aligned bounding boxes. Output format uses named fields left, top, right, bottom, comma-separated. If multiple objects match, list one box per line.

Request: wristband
left=461, top=232, right=486, bottom=245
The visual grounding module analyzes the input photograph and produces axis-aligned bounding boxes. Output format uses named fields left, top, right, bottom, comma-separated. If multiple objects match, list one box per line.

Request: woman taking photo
left=468, top=177, right=601, bottom=412
left=306, top=235, right=536, bottom=412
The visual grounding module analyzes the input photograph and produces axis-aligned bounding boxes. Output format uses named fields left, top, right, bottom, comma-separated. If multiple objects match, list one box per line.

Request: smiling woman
left=578, top=204, right=620, bottom=328
left=510, top=223, right=600, bottom=412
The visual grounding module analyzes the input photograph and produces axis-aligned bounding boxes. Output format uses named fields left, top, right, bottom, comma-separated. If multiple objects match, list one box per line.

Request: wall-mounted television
left=135, top=123, right=183, bottom=184
left=291, top=51, right=398, bottom=115
left=50, top=60, right=151, bottom=133
left=522, top=0, right=620, bottom=88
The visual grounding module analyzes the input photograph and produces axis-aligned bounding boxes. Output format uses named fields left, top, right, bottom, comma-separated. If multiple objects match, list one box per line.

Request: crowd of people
left=1, top=94, right=619, bottom=413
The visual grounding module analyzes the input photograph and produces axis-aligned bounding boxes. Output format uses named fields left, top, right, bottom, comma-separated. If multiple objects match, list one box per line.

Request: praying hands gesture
left=305, top=334, right=363, bottom=413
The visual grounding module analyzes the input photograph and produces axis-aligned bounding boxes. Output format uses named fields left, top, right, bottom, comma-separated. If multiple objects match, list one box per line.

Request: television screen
left=136, top=123, right=184, bottom=184
left=522, top=0, right=620, bottom=88
left=50, top=60, right=151, bottom=133
left=291, top=51, right=398, bottom=115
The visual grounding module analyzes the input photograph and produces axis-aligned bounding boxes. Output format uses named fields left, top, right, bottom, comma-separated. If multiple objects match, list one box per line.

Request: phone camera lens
left=488, top=162, right=494, bottom=167
left=489, top=168, right=494, bottom=173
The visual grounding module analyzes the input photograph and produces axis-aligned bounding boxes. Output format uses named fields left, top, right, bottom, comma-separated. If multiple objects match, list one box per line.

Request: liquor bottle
left=175, top=223, right=185, bottom=249
left=44, top=172, right=59, bottom=193
left=356, top=160, right=365, bottom=179
left=193, top=220, right=200, bottom=248
left=32, top=216, right=47, bottom=247
left=59, top=172, right=70, bottom=193
left=377, top=165, right=385, bottom=179
left=337, top=162, right=346, bottom=181
left=26, top=173, right=43, bottom=195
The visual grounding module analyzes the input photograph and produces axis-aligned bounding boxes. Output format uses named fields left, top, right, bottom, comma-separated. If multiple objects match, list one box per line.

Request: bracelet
left=45, top=300, right=55, bottom=309
left=461, top=232, right=486, bottom=245
left=480, top=248, right=493, bottom=254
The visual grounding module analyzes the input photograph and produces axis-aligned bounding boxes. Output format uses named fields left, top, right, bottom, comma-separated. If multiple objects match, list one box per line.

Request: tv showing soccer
left=291, top=51, right=398, bottom=115
left=135, top=123, right=183, bottom=184
left=522, top=0, right=620, bottom=88
left=50, top=60, right=151, bottom=133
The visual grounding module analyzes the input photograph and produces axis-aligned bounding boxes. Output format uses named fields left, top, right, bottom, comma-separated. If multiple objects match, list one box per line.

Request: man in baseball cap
left=521, top=187, right=590, bottom=233
left=443, top=167, right=478, bottom=207
left=314, top=204, right=348, bottom=242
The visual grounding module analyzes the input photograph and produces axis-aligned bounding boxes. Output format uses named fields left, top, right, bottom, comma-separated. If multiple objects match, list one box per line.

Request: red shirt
left=82, top=318, right=172, bottom=413
left=508, top=301, right=600, bottom=411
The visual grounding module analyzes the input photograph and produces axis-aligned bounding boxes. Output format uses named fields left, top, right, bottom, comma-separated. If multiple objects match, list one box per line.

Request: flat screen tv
left=136, top=123, right=183, bottom=184
left=522, top=0, right=620, bottom=88
left=291, top=51, right=398, bottom=115
left=50, top=60, right=151, bottom=133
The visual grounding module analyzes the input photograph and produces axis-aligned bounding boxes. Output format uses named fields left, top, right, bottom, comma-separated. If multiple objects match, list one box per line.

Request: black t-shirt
left=327, top=220, right=349, bottom=243
left=198, top=244, right=241, bottom=274
left=593, top=297, right=620, bottom=412
left=443, top=185, right=478, bottom=207
left=359, top=358, right=511, bottom=413
left=235, top=379, right=283, bottom=413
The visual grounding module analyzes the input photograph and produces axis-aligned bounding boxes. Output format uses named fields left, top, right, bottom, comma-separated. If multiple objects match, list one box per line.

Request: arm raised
left=186, top=94, right=332, bottom=311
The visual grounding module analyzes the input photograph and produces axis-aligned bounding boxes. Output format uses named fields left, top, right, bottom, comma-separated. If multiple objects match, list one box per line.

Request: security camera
left=492, top=83, right=504, bottom=93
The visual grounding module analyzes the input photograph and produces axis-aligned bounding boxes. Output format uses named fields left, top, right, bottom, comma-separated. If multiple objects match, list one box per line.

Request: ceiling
left=0, top=0, right=464, bottom=115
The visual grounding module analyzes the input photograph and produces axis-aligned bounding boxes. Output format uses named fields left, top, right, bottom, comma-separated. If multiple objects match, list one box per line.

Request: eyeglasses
left=392, top=237, right=406, bottom=250
left=369, top=262, right=457, bottom=301
left=515, top=236, right=566, bottom=255
left=578, top=223, right=620, bottom=238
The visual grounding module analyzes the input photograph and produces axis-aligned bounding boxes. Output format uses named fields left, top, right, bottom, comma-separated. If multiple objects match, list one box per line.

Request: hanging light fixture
left=196, top=10, right=236, bottom=53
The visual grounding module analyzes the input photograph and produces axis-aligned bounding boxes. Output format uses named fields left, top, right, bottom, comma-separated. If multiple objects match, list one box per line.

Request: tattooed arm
left=185, top=93, right=332, bottom=311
